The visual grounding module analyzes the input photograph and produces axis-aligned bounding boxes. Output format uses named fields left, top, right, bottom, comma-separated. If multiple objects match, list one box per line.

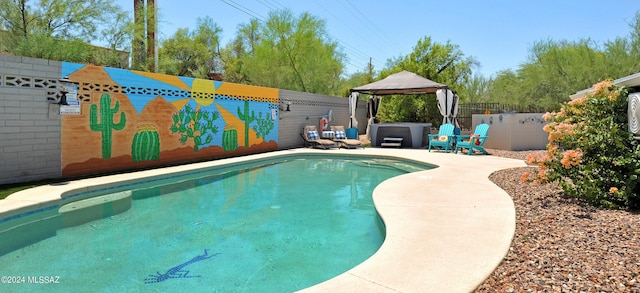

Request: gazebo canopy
left=350, top=70, right=448, bottom=95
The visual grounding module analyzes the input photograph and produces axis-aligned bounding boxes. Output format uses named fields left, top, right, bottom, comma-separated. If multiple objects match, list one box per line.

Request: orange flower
left=535, top=168, right=547, bottom=183
left=520, top=172, right=531, bottom=183
left=568, top=96, right=587, bottom=106
left=525, top=153, right=539, bottom=165
left=591, top=79, right=613, bottom=95
left=560, top=150, right=583, bottom=169
left=609, top=187, right=619, bottom=194
left=608, top=90, right=620, bottom=101
left=542, top=112, right=554, bottom=121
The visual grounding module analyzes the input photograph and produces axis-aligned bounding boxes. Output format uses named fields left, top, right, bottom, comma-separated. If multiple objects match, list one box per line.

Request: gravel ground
left=474, top=149, right=640, bottom=292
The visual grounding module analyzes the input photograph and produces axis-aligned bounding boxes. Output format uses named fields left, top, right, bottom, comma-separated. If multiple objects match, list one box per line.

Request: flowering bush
left=523, top=80, right=640, bottom=209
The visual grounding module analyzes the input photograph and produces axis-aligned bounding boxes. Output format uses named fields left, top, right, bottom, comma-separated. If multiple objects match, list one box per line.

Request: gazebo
left=349, top=70, right=459, bottom=148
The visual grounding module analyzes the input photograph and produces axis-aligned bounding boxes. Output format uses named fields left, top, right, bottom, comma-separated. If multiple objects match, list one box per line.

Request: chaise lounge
left=301, top=125, right=338, bottom=149
left=330, top=125, right=364, bottom=149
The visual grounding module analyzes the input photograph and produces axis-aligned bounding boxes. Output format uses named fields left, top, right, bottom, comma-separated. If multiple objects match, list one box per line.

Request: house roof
left=570, top=72, right=640, bottom=99
left=350, top=70, right=448, bottom=95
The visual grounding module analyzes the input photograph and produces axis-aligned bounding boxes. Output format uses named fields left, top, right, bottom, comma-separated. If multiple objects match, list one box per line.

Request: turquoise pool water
left=0, top=156, right=432, bottom=292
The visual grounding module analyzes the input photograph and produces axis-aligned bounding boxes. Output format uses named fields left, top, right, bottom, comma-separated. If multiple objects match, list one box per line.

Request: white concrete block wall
left=0, top=54, right=62, bottom=185
left=278, top=90, right=368, bottom=149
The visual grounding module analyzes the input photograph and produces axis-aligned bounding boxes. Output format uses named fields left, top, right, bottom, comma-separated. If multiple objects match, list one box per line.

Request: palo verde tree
left=486, top=10, right=640, bottom=111
left=0, top=0, right=130, bottom=64
left=240, top=9, right=345, bottom=95
left=376, top=36, right=479, bottom=124
left=158, top=16, right=222, bottom=78
left=219, top=18, right=260, bottom=84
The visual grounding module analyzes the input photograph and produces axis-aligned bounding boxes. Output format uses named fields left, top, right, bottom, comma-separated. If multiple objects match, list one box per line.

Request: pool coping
left=1, top=148, right=526, bottom=292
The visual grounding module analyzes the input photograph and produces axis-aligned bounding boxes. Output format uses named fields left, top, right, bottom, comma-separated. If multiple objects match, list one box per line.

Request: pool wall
left=0, top=55, right=369, bottom=185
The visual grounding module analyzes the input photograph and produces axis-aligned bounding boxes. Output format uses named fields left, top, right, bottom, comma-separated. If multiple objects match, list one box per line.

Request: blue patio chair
left=428, top=123, right=455, bottom=152
left=454, top=123, right=490, bottom=155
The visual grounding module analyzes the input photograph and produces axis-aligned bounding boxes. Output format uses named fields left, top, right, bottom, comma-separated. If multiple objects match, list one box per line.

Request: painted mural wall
left=61, top=63, right=279, bottom=177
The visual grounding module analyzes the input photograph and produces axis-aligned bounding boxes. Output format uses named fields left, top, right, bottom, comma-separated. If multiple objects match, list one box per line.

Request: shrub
left=523, top=80, right=640, bottom=209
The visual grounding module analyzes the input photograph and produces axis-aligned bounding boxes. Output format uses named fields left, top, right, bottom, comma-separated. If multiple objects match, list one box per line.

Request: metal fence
left=456, top=103, right=548, bottom=130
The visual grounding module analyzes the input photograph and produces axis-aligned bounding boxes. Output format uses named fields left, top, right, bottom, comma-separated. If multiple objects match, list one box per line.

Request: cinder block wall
left=277, top=90, right=368, bottom=149
left=0, top=55, right=63, bottom=184
left=0, top=55, right=369, bottom=185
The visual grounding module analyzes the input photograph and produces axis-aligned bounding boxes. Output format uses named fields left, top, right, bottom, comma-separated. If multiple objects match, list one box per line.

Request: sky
left=113, top=0, right=639, bottom=77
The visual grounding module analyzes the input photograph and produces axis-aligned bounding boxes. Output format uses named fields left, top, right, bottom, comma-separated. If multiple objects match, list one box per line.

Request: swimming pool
left=0, top=154, right=433, bottom=292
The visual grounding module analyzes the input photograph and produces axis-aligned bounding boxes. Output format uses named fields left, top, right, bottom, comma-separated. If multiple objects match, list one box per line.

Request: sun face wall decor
left=60, top=62, right=279, bottom=177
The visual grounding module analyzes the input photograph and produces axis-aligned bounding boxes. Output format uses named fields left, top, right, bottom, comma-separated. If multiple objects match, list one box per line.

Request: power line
left=255, top=0, right=278, bottom=10
left=259, top=0, right=287, bottom=10
left=339, top=0, right=401, bottom=54
left=219, top=0, right=265, bottom=21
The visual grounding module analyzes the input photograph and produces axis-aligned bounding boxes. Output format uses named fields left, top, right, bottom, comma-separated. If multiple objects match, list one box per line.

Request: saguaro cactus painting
left=90, top=94, right=126, bottom=159
left=237, top=100, right=256, bottom=148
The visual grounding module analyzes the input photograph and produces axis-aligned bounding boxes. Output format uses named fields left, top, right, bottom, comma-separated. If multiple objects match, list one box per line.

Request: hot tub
left=370, top=123, right=432, bottom=148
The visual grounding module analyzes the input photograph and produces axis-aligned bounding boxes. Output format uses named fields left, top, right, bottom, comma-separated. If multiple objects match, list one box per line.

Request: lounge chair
left=330, top=126, right=363, bottom=149
left=428, top=123, right=455, bottom=152
left=454, top=123, right=490, bottom=155
left=301, top=125, right=338, bottom=149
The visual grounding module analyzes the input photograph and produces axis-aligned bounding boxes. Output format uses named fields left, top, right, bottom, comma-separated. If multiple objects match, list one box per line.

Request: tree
left=95, top=9, right=133, bottom=68
left=382, top=36, right=479, bottom=89
left=158, top=16, right=222, bottom=78
left=219, top=19, right=260, bottom=84
left=458, top=73, right=491, bottom=103
left=0, top=0, right=131, bottom=65
left=377, top=36, right=478, bottom=124
left=485, top=10, right=640, bottom=111
left=240, top=9, right=345, bottom=95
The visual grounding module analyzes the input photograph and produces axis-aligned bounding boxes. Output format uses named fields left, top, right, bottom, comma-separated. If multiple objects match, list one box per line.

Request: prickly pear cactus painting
left=132, top=125, right=160, bottom=162
left=170, top=104, right=220, bottom=152
left=237, top=100, right=256, bottom=148
left=253, top=112, right=274, bottom=139
left=90, top=94, right=126, bottom=159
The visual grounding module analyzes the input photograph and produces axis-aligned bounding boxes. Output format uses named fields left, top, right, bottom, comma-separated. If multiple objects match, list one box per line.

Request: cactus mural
left=170, top=104, right=219, bottom=152
left=237, top=100, right=255, bottom=148
left=132, top=125, right=160, bottom=162
left=222, top=126, right=238, bottom=151
left=253, top=112, right=274, bottom=139
left=90, top=94, right=126, bottom=159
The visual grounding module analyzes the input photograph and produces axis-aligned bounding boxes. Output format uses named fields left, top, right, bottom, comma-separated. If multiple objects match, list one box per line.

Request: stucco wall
left=472, top=113, right=548, bottom=151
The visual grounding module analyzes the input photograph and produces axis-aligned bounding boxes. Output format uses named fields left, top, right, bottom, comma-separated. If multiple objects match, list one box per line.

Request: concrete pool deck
left=1, top=147, right=526, bottom=292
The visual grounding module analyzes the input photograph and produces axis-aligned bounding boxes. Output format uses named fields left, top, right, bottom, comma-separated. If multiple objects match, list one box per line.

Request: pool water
left=0, top=157, right=431, bottom=292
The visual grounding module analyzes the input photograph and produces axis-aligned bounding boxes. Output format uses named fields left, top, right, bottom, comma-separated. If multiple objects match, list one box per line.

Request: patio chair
left=454, top=123, right=490, bottom=155
left=301, top=125, right=338, bottom=149
left=428, top=123, right=455, bottom=152
left=330, top=126, right=364, bottom=149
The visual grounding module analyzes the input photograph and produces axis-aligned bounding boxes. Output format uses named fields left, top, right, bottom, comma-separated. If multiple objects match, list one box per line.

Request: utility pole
left=132, top=0, right=146, bottom=70
left=147, top=0, right=157, bottom=72
left=132, top=0, right=158, bottom=72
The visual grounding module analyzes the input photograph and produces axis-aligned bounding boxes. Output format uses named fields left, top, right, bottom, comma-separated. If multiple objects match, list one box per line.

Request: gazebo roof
left=350, top=70, right=448, bottom=95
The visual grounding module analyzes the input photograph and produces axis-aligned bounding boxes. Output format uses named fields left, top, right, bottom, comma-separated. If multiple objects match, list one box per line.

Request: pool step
left=381, top=137, right=403, bottom=148
left=58, top=191, right=132, bottom=228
